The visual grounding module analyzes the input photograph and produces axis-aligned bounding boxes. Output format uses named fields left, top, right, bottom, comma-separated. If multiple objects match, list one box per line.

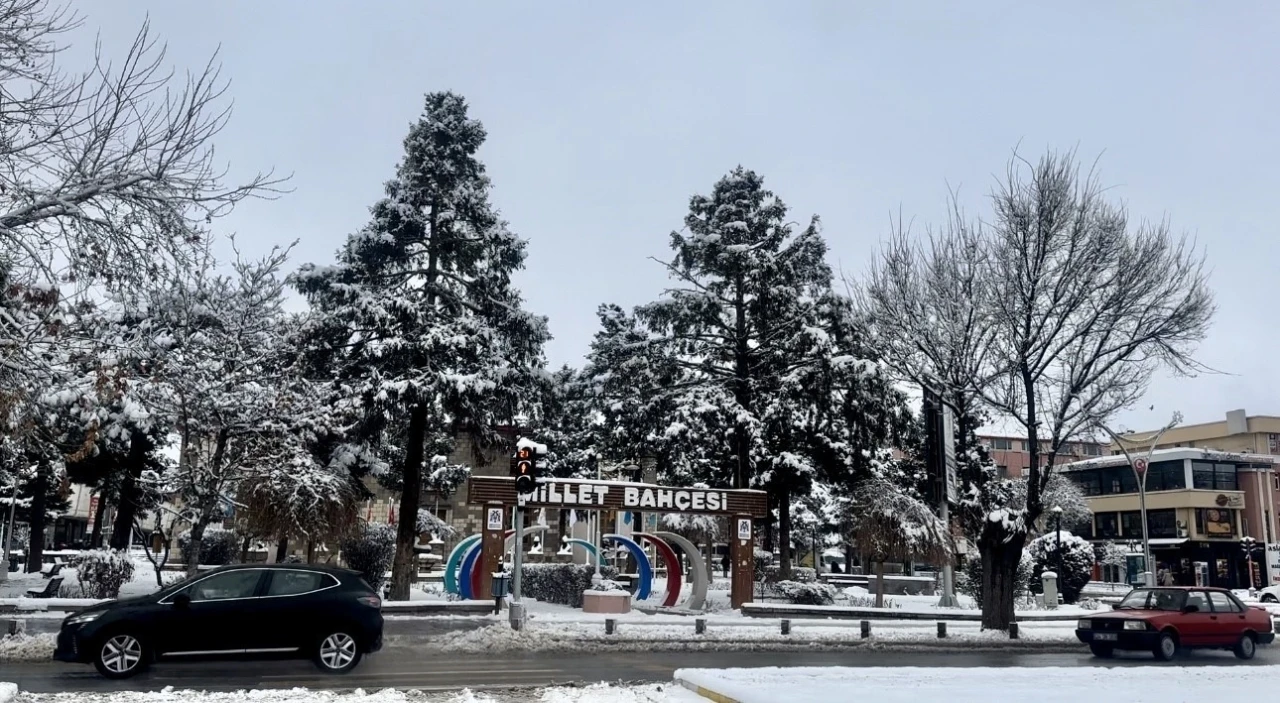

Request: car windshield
left=1117, top=588, right=1187, bottom=611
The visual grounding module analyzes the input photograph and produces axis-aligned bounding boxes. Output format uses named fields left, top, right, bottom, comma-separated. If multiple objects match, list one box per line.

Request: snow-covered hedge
left=1027, top=530, right=1095, bottom=604
left=177, top=527, right=240, bottom=567
left=770, top=580, right=837, bottom=606
left=71, top=549, right=136, bottom=599
left=521, top=564, right=619, bottom=608
left=341, top=523, right=397, bottom=591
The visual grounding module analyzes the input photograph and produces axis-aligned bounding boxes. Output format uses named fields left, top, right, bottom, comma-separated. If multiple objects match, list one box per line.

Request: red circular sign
left=1133, top=458, right=1149, bottom=474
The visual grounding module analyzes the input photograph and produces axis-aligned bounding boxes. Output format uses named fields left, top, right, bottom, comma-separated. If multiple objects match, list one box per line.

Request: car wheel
left=314, top=631, right=363, bottom=674
left=1152, top=632, right=1178, bottom=662
left=93, top=633, right=149, bottom=679
left=1089, top=643, right=1115, bottom=658
left=1262, top=594, right=1278, bottom=604
left=1234, top=633, right=1257, bottom=660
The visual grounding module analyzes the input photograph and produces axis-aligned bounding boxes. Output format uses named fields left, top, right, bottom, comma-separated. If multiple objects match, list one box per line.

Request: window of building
left=992, top=438, right=1012, bottom=451
left=1144, top=460, right=1187, bottom=492
left=1120, top=511, right=1144, bottom=538
left=1095, top=512, right=1119, bottom=539
left=1273, top=473, right=1279, bottom=491
left=1020, top=440, right=1029, bottom=451
left=1067, top=470, right=1102, bottom=496
left=1195, top=508, right=1236, bottom=538
left=1192, top=461, right=1238, bottom=491
left=1083, top=444, right=1103, bottom=456
left=1146, top=509, right=1177, bottom=538
left=996, top=465, right=1009, bottom=479
left=1101, top=467, right=1138, bottom=495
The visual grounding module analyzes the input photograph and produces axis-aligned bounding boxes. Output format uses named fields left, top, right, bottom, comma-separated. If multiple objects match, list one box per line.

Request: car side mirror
left=1110, top=603, right=1120, bottom=610
left=172, top=593, right=191, bottom=609
left=1182, top=604, right=1199, bottom=614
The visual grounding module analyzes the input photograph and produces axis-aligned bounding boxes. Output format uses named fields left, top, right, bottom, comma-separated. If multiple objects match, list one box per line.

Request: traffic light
left=513, top=445, right=538, bottom=495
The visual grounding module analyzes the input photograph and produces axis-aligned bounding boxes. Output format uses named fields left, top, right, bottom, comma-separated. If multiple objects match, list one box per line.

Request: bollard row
left=598, top=617, right=1022, bottom=640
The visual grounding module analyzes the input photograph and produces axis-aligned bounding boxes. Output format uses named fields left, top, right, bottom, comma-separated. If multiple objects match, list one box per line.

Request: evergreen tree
left=292, top=92, right=548, bottom=599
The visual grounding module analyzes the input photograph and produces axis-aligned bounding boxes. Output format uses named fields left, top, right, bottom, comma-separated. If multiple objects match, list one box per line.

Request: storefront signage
left=467, top=476, right=768, bottom=517
left=1214, top=494, right=1244, bottom=508
left=1266, top=543, right=1280, bottom=586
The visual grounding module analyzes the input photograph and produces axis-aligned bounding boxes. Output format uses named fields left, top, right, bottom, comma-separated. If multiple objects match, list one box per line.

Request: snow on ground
left=675, top=665, right=1280, bottom=703
left=0, top=633, right=56, bottom=661
left=1, top=554, right=183, bottom=601
left=0, top=684, right=698, bottom=703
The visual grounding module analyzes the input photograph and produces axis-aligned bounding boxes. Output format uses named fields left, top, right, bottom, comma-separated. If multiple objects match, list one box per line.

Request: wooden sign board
left=467, top=476, right=768, bottom=518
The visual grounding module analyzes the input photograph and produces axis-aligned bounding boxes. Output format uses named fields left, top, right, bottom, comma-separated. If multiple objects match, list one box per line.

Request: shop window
left=1101, top=467, right=1138, bottom=495
left=1144, top=461, right=1186, bottom=492
left=1146, top=509, right=1177, bottom=538
left=1192, top=461, right=1238, bottom=491
left=1120, top=511, right=1144, bottom=538
left=1195, top=508, right=1237, bottom=538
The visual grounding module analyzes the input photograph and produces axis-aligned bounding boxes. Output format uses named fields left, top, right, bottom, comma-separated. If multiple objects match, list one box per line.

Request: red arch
left=635, top=533, right=682, bottom=608
left=467, top=528, right=518, bottom=600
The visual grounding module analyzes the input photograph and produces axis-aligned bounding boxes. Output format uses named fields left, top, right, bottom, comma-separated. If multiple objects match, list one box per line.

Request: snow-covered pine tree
left=291, top=93, right=548, bottom=600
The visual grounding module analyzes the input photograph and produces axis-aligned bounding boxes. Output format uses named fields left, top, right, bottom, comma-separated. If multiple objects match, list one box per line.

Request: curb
left=676, top=675, right=741, bottom=703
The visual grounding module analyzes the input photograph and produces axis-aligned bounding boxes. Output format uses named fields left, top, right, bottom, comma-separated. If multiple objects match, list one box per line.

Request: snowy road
left=5, top=646, right=1279, bottom=694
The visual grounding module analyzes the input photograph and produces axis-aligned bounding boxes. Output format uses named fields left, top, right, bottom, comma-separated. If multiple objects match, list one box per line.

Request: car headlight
left=64, top=611, right=103, bottom=626
left=1077, top=619, right=1091, bottom=629
left=1124, top=621, right=1147, bottom=631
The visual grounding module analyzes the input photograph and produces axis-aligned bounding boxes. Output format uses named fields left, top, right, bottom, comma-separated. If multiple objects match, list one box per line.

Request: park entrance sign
left=466, top=476, right=768, bottom=609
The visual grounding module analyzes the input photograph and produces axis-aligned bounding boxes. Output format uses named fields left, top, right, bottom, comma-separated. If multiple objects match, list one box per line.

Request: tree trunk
left=240, top=533, right=252, bottom=563
left=732, top=278, right=751, bottom=490
left=89, top=490, right=108, bottom=548
left=306, top=539, right=316, bottom=564
left=389, top=404, right=428, bottom=601
left=25, top=464, right=48, bottom=572
left=874, top=559, right=886, bottom=608
left=185, top=518, right=210, bottom=577
left=978, top=524, right=1027, bottom=630
left=777, top=486, right=792, bottom=579
left=110, top=431, right=151, bottom=550
left=274, top=536, right=288, bottom=563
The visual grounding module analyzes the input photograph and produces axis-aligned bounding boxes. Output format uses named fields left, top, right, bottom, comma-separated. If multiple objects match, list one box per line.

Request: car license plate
left=1094, top=633, right=1118, bottom=641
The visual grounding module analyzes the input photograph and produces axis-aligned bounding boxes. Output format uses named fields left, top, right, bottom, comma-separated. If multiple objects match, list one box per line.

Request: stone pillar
left=730, top=515, right=754, bottom=609
left=479, top=502, right=506, bottom=601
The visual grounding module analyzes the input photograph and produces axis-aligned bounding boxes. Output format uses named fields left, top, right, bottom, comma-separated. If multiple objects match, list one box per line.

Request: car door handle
left=1210, top=616, right=1218, bottom=620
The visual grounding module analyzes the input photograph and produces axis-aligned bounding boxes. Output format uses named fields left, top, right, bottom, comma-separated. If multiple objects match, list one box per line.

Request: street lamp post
left=1052, top=505, right=1064, bottom=597
left=1241, top=536, right=1263, bottom=591
left=1093, top=412, right=1183, bottom=587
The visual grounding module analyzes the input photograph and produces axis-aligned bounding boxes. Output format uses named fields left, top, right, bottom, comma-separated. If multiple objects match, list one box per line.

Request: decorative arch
left=444, top=535, right=482, bottom=595
left=655, top=531, right=709, bottom=611
left=634, top=532, right=681, bottom=608
left=603, top=533, right=653, bottom=601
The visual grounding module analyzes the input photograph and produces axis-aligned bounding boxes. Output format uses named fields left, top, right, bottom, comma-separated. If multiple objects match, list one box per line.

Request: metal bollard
left=1009, top=623, right=1019, bottom=640
left=781, top=619, right=791, bottom=635
left=937, top=621, right=946, bottom=638
left=695, top=618, right=706, bottom=635
left=860, top=620, right=871, bottom=639
left=605, top=618, right=617, bottom=635
left=7, top=619, right=25, bottom=636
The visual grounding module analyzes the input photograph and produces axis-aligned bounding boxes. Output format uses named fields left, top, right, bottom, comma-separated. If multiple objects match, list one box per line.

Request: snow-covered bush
left=771, top=580, right=837, bottom=606
left=959, top=551, right=1035, bottom=603
left=521, top=564, right=619, bottom=608
left=753, top=548, right=773, bottom=581
left=1027, top=530, right=1095, bottom=604
left=177, top=527, right=240, bottom=566
left=846, top=593, right=900, bottom=609
left=71, top=549, right=136, bottom=599
left=340, top=523, right=397, bottom=592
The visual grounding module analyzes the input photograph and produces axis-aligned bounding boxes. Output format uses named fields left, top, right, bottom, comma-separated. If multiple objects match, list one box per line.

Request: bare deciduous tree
left=854, top=147, right=1214, bottom=630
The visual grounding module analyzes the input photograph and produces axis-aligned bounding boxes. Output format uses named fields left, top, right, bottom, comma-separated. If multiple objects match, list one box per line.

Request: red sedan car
left=1076, top=587, right=1275, bottom=660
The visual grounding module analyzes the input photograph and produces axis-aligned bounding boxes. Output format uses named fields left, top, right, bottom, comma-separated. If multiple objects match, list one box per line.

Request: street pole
left=1093, top=412, right=1182, bottom=587
left=1052, top=506, right=1063, bottom=600
left=593, top=459, right=602, bottom=582
left=509, top=499, right=526, bottom=630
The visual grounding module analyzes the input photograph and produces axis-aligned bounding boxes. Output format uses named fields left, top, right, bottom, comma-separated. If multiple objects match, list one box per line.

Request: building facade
left=977, top=434, right=1107, bottom=478
left=1060, top=447, right=1278, bottom=589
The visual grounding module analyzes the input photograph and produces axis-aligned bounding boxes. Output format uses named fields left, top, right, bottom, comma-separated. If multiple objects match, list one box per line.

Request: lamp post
left=1241, top=536, right=1263, bottom=591
left=1052, top=505, right=1064, bottom=597
left=1093, top=412, right=1183, bottom=587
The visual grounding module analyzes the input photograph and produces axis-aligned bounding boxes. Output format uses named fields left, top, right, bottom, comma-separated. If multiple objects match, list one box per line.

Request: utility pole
left=1093, top=412, right=1182, bottom=588
left=925, top=387, right=959, bottom=608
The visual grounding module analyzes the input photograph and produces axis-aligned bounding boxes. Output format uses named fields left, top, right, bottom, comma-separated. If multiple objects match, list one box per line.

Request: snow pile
left=674, top=666, right=1280, bottom=703
left=1, top=682, right=16, bottom=703
left=0, top=633, right=56, bottom=661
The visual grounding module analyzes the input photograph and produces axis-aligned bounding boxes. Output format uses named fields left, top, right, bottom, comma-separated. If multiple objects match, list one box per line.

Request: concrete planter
left=582, top=590, right=632, bottom=614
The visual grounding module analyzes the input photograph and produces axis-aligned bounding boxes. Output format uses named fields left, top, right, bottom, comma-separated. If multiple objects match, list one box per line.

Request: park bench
left=25, top=576, right=63, bottom=599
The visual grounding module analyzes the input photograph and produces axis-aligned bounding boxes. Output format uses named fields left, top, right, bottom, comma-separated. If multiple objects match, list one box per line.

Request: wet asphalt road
left=5, top=645, right=1278, bottom=694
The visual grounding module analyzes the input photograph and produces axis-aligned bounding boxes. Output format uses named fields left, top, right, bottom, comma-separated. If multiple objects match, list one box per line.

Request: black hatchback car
left=54, top=564, right=383, bottom=679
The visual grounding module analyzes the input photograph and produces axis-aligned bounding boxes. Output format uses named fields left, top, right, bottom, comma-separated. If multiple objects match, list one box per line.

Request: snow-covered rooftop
left=1060, top=447, right=1278, bottom=471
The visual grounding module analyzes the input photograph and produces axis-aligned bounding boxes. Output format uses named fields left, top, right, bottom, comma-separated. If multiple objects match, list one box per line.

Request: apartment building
left=1060, top=447, right=1278, bottom=589
left=977, top=434, right=1107, bottom=478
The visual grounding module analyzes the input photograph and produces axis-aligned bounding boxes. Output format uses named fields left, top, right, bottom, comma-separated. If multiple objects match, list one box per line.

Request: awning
left=1148, top=538, right=1189, bottom=546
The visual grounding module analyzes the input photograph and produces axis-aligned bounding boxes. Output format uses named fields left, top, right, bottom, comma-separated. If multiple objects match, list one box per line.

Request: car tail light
left=357, top=595, right=382, bottom=609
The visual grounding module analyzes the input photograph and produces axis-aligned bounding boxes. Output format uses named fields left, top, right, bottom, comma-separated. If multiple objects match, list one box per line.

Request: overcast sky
left=64, top=1, right=1280, bottom=436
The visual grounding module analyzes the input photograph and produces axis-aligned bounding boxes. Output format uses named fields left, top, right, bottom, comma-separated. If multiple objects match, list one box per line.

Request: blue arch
left=444, top=535, right=482, bottom=595
left=459, top=543, right=482, bottom=600
left=564, top=538, right=598, bottom=558
left=603, top=533, right=652, bottom=600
